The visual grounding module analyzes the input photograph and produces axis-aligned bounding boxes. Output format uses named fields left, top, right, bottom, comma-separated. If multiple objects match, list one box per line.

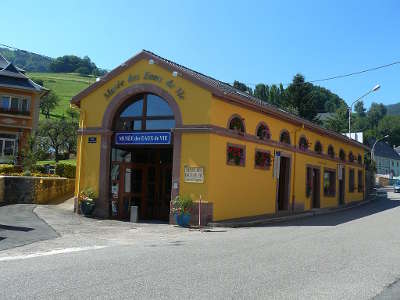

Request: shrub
left=32, top=164, right=46, bottom=174
left=55, top=163, right=76, bottom=178
left=171, top=194, right=193, bottom=215
left=0, top=164, right=15, bottom=174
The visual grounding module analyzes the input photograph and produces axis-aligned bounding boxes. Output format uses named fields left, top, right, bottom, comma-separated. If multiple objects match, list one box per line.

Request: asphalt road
left=1, top=190, right=400, bottom=299
left=0, top=204, right=58, bottom=250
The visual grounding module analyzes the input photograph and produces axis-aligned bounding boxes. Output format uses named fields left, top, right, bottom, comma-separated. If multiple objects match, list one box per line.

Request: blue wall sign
left=88, top=136, right=97, bottom=144
left=115, top=132, right=171, bottom=145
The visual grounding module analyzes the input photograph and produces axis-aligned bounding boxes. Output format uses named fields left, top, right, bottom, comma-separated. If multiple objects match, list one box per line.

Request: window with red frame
left=227, top=144, right=245, bottom=166
left=255, top=150, right=271, bottom=169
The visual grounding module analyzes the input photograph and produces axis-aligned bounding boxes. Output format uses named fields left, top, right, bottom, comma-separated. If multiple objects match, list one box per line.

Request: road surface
left=1, top=189, right=400, bottom=299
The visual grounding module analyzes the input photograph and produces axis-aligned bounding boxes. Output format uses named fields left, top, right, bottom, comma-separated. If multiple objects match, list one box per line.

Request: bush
left=0, top=164, right=15, bottom=174
left=55, top=163, right=76, bottom=178
left=32, top=164, right=46, bottom=174
left=171, top=194, right=193, bottom=215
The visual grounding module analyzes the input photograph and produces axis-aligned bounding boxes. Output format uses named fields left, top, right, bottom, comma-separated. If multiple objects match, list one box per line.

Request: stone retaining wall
left=0, top=176, right=75, bottom=205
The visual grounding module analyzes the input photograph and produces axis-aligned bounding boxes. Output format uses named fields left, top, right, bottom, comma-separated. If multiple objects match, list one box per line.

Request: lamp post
left=371, top=134, right=389, bottom=161
left=348, top=84, right=381, bottom=136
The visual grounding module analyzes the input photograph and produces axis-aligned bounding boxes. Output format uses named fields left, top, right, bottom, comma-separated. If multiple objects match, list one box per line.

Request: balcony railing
left=0, top=107, right=30, bottom=116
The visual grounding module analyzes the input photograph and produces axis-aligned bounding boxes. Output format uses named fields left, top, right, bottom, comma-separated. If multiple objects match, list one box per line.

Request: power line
left=236, top=60, right=400, bottom=87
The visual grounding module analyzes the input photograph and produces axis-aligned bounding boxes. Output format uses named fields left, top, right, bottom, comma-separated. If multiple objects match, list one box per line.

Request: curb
left=209, top=195, right=379, bottom=228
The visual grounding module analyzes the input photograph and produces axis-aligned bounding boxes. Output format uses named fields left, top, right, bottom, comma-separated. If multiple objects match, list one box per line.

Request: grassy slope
left=28, top=72, right=96, bottom=118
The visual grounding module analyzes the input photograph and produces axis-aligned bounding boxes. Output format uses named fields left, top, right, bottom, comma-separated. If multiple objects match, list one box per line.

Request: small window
left=314, top=141, right=322, bottom=154
left=3, top=140, right=15, bottom=156
left=255, top=150, right=271, bottom=170
left=1, top=96, right=10, bottom=110
left=256, top=123, right=270, bottom=140
left=227, top=144, right=245, bottom=166
left=349, top=152, right=355, bottom=162
left=339, top=149, right=346, bottom=161
left=357, top=154, right=362, bottom=165
left=323, top=169, right=336, bottom=197
left=328, top=145, right=335, bottom=158
left=358, top=170, right=363, bottom=192
left=21, top=98, right=29, bottom=112
left=280, top=130, right=291, bottom=145
left=228, top=116, right=245, bottom=134
left=349, top=169, right=355, bottom=192
left=11, top=97, right=19, bottom=111
left=306, top=167, right=312, bottom=197
left=299, top=136, right=309, bottom=150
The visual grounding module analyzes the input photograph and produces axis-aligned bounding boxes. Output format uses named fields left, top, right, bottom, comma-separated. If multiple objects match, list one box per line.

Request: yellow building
left=0, top=54, right=46, bottom=163
left=71, top=50, right=368, bottom=223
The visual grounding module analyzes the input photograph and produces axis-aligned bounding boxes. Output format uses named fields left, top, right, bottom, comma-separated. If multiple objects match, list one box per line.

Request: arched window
left=314, top=141, right=323, bottom=154
left=328, top=145, right=335, bottom=158
left=113, top=93, right=175, bottom=131
left=228, top=115, right=245, bottom=134
left=339, top=149, right=346, bottom=161
left=298, top=136, right=309, bottom=150
left=348, top=151, right=355, bottom=162
left=357, top=154, right=362, bottom=165
left=280, top=130, right=291, bottom=145
left=256, top=122, right=271, bottom=140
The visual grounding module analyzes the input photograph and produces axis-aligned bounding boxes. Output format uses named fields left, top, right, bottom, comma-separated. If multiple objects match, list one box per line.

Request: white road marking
left=0, top=246, right=107, bottom=262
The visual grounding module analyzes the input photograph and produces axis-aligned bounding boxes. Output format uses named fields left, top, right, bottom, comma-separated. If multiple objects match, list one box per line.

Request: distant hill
left=386, top=103, right=400, bottom=116
left=0, top=47, right=106, bottom=76
left=0, top=47, right=53, bottom=72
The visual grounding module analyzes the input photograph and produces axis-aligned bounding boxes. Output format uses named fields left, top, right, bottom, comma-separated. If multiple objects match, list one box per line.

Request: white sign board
left=184, top=166, right=204, bottom=183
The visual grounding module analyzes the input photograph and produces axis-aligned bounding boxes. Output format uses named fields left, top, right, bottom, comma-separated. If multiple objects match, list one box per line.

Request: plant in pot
left=79, top=188, right=96, bottom=217
left=171, top=194, right=193, bottom=227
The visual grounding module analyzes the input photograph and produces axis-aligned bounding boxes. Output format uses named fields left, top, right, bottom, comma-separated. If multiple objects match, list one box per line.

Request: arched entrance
left=97, top=84, right=182, bottom=221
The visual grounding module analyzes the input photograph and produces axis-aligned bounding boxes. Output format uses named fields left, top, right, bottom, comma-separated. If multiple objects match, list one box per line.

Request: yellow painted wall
left=207, top=95, right=366, bottom=220
left=208, top=134, right=277, bottom=220
left=75, top=135, right=101, bottom=196
left=78, top=59, right=212, bottom=128
left=179, top=133, right=210, bottom=202
left=75, top=56, right=367, bottom=221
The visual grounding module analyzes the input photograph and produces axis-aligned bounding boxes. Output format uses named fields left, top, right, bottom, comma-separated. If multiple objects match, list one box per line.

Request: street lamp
left=371, top=134, right=389, bottom=161
left=348, top=84, right=381, bottom=136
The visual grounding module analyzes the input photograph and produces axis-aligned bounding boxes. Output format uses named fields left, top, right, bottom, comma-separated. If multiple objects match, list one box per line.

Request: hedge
left=0, top=164, right=15, bottom=174
left=55, top=163, right=76, bottom=178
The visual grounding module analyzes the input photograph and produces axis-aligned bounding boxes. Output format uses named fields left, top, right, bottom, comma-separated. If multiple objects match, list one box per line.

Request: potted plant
left=171, top=194, right=193, bottom=227
left=79, top=188, right=96, bottom=217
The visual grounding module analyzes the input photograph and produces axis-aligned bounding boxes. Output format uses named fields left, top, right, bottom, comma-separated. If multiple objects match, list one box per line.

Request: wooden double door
left=111, top=148, right=172, bottom=221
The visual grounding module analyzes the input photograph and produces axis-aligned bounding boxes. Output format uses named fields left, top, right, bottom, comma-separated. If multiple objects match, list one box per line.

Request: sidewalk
left=208, top=193, right=380, bottom=228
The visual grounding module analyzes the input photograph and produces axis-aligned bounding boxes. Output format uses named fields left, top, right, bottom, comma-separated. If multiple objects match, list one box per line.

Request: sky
left=2, top=0, right=400, bottom=109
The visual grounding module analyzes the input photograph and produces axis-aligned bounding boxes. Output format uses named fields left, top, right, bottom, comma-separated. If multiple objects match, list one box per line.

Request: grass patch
left=28, top=72, right=96, bottom=118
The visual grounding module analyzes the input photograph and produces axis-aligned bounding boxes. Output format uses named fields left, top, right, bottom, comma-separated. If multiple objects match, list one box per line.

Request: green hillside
left=386, top=103, right=400, bottom=116
left=29, top=72, right=96, bottom=117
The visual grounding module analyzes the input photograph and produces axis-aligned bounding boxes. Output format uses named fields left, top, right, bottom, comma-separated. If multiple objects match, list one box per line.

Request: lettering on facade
left=184, top=166, right=204, bottom=183
left=104, top=80, right=125, bottom=99
left=104, top=71, right=185, bottom=100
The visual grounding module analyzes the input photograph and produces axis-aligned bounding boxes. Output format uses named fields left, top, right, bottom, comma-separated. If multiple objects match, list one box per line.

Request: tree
left=254, top=84, right=269, bottom=103
left=38, top=118, right=70, bottom=161
left=233, top=80, right=253, bottom=95
left=324, top=104, right=348, bottom=133
left=367, top=102, right=387, bottom=128
left=40, top=91, right=59, bottom=119
left=286, top=74, right=317, bottom=121
left=354, top=101, right=366, bottom=117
